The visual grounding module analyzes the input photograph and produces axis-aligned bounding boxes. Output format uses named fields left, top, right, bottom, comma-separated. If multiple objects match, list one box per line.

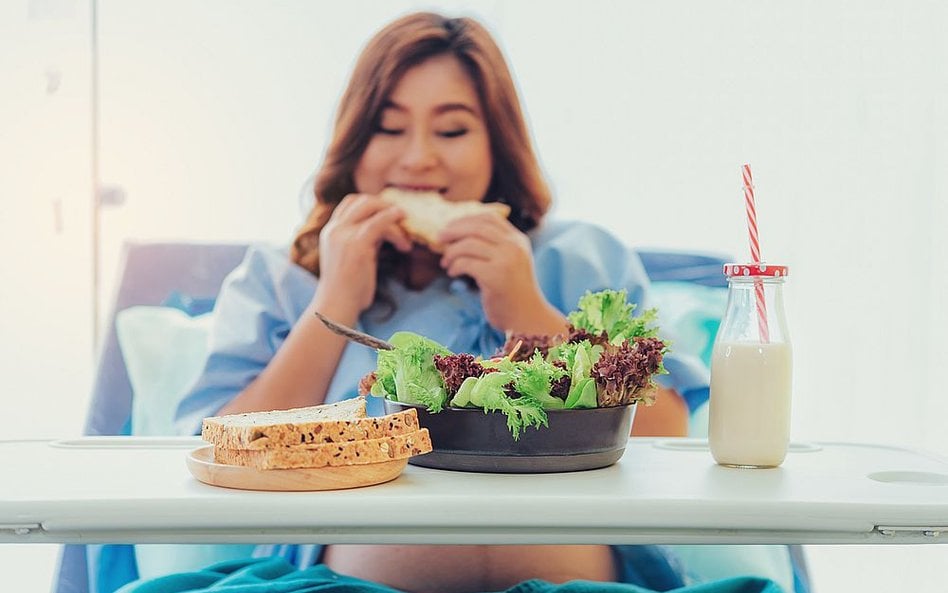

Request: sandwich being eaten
left=378, top=188, right=511, bottom=253
left=201, top=397, right=432, bottom=471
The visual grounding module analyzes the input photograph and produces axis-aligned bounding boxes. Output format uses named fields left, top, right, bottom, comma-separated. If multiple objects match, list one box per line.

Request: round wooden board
left=186, top=445, right=408, bottom=491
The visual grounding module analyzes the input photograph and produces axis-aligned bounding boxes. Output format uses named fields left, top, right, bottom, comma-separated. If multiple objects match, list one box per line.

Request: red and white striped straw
left=742, top=163, right=770, bottom=343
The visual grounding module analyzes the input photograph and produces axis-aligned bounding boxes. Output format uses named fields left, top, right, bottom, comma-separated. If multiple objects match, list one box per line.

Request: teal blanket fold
left=115, top=558, right=784, bottom=593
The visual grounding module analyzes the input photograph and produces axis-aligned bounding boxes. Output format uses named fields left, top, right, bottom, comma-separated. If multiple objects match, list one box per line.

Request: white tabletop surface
left=1, top=436, right=946, bottom=545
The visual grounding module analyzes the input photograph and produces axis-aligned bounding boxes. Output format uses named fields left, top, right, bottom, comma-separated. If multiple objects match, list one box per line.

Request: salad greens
left=568, top=289, right=661, bottom=344
left=367, top=289, right=668, bottom=439
left=369, top=332, right=452, bottom=412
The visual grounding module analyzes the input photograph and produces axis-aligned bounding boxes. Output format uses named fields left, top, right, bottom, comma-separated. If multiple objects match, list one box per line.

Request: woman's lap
left=115, top=550, right=785, bottom=593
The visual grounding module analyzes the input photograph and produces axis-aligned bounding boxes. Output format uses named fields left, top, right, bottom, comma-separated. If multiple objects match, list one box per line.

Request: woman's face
left=354, top=53, right=493, bottom=203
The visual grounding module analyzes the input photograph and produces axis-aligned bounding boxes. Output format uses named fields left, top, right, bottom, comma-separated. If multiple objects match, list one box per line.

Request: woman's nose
left=399, top=133, right=439, bottom=171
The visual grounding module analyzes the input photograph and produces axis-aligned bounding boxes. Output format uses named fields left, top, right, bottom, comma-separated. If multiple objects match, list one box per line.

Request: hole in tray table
left=867, top=471, right=948, bottom=485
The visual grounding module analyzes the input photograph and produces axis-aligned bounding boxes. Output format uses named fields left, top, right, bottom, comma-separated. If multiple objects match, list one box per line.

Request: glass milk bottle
left=709, top=263, right=792, bottom=468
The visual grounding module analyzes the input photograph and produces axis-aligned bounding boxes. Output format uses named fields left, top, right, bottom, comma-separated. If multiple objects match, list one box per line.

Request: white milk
left=709, top=341, right=793, bottom=468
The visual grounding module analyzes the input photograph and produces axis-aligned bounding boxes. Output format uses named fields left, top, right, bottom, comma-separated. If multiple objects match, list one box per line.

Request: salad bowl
left=384, top=400, right=635, bottom=473
left=319, top=289, right=663, bottom=474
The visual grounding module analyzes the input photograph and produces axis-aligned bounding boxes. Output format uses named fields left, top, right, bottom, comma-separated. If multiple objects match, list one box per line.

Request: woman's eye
left=438, top=129, right=468, bottom=138
left=376, top=126, right=404, bottom=136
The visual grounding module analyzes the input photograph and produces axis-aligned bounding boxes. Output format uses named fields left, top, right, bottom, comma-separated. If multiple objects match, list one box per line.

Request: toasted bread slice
left=201, top=397, right=418, bottom=449
left=213, top=429, right=433, bottom=470
left=378, top=188, right=511, bottom=253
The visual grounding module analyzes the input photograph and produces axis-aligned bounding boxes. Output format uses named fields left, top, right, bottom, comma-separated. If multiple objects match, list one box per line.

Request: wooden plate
left=186, top=445, right=408, bottom=491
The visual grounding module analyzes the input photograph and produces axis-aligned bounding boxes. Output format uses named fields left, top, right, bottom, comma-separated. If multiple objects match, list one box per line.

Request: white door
left=0, top=4, right=95, bottom=592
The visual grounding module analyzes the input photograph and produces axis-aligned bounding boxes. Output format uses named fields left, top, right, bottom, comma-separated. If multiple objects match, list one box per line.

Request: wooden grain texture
left=186, top=445, right=408, bottom=491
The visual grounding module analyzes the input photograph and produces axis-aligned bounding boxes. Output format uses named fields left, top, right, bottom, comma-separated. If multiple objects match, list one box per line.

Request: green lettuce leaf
left=568, top=289, right=660, bottom=344
left=461, top=370, right=548, bottom=439
left=564, top=377, right=598, bottom=409
left=369, top=331, right=452, bottom=412
left=449, top=376, right=479, bottom=408
left=512, top=353, right=567, bottom=409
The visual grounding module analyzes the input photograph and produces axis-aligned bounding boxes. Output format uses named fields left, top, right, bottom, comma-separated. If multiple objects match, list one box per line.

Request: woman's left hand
left=438, top=213, right=568, bottom=336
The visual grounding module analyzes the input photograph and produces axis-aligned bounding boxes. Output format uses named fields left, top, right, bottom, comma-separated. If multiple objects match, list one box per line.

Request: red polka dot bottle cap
left=723, top=263, right=789, bottom=277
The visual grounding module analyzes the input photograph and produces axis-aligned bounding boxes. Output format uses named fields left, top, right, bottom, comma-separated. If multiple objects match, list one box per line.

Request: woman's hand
left=316, top=193, right=412, bottom=316
left=221, top=194, right=410, bottom=416
left=438, top=213, right=568, bottom=336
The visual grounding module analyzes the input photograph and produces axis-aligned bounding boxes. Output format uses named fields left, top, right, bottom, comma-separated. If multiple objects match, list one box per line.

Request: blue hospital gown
left=177, top=218, right=708, bottom=432
left=174, top=217, right=710, bottom=589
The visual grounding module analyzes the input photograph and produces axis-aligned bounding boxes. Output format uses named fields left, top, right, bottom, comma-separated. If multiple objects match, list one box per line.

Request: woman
left=176, top=12, right=706, bottom=593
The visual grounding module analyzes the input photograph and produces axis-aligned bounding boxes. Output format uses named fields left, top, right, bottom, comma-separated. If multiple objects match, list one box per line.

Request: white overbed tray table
left=1, top=437, right=946, bottom=545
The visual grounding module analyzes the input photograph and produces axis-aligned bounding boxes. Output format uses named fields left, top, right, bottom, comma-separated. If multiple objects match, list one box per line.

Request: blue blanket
left=116, top=558, right=783, bottom=593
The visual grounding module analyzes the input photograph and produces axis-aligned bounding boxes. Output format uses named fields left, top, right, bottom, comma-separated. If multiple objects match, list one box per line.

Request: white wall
left=506, top=1, right=946, bottom=457
left=2, top=1, right=946, bottom=592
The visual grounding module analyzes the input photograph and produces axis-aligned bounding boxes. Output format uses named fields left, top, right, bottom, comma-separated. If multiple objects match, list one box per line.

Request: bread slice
left=202, top=398, right=426, bottom=449
left=213, top=429, right=433, bottom=470
left=203, top=397, right=363, bottom=447
left=378, top=188, right=511, bottom=253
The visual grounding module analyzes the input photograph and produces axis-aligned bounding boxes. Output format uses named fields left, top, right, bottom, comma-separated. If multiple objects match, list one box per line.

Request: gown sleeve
left=173, top=245, right=315, bottom=435
left=531, top=219, right=710, bottom=412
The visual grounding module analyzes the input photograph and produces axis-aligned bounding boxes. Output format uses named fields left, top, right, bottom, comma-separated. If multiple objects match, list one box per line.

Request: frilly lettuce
left=369, top=331, right=452, bottom=412
left=568, top=289, right=660, bottom=344
left=368, top=289, right=667, bottom=438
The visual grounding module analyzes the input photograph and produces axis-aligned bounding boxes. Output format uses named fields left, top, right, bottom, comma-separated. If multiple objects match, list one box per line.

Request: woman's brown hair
left=291, top=12, right=552, bottom=286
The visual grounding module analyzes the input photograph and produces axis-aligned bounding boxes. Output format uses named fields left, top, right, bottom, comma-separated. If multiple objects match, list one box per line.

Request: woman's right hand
left=220, top=194, right=410, bottom=416
left=316, top=193, right=413, bottom=314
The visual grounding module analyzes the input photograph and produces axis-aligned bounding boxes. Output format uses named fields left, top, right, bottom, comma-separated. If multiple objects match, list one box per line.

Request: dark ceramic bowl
left=383, top=400, right=635, bottom=473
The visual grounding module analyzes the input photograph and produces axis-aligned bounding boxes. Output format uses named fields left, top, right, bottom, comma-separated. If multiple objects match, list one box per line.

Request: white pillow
left=116, top=306, right=256, bottom=577
left=116, top=305, right=212, bottom=436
